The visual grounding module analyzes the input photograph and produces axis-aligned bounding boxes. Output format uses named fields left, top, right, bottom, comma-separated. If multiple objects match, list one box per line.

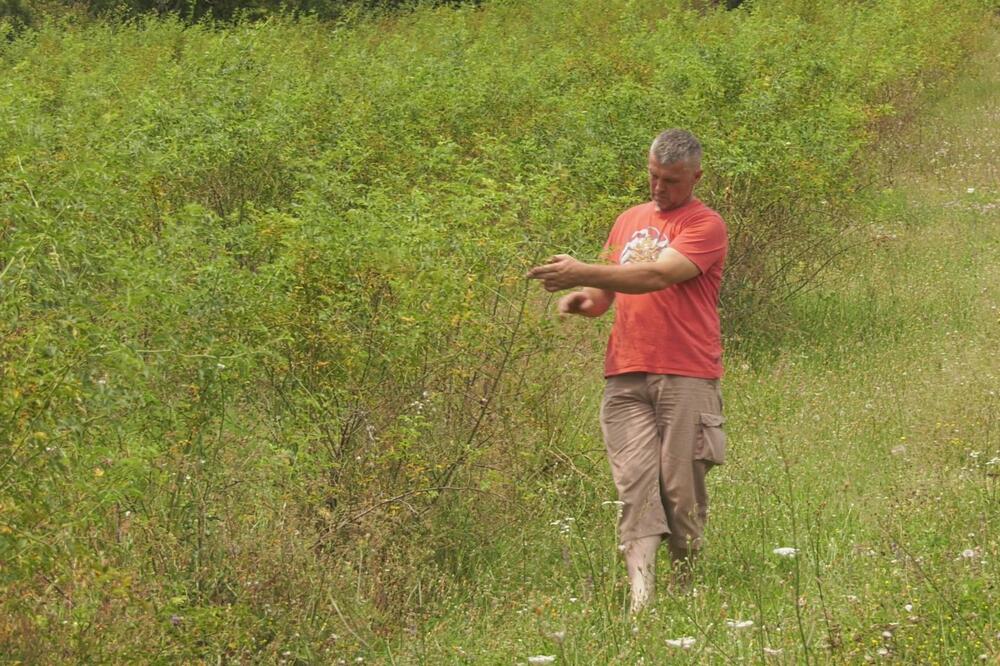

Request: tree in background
left=0, top=0, right=31, bottom=29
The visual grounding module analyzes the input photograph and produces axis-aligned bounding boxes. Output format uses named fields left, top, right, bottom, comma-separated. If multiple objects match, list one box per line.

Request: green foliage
left=3, top=0, right=485, bottom=27
left=0, top=0, right=994, bottom=660
left=0, top=0, right=30, bottom=29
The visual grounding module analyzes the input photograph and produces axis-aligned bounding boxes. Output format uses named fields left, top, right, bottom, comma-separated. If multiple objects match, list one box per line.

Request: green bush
left=0, top=0, right=991, bottom=658
left=2, top=0, right=485, bottom=27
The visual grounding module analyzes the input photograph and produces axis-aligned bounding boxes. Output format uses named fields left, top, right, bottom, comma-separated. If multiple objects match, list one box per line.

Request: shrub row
left=0, top=0, right=991, bottom=658
left=1, top=0, right=483, bottom=28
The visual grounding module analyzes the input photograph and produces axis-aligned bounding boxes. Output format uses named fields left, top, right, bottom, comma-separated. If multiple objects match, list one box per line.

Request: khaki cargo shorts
left=600, top=372, right=726, bottom=551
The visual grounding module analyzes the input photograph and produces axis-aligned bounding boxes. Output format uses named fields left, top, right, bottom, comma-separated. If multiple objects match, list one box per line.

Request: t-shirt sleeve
left=669, top=211, right=728, bottom=274
left=601, top=213, right=627, bottom=263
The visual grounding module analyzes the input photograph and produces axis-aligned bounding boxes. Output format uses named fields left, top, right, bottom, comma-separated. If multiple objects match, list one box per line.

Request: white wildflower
left=550, top=518, right=575, bottom=534
left=967, top=187, right=975, bottom=193
left=961, top=548, right=977, bottom=560
left=602, top=500, right=625, bottom=519
left=528, top=656, right=556, bottom=665
left=773, top=547, right=798, bottom=558
left=904, top=603, right=913, bottom=612
left=725, top=619, right=754, bottom=629
left=665, top=637, right=696, bottom=649
left=549, top=630, right=566, bottom=644
left=877, top=647, right=889, bottom=656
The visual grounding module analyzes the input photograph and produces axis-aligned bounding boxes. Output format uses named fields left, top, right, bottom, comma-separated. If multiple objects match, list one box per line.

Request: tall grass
left=370, top=29, right=1000, bottom=662
left=0, top=0, right=995, bottom=660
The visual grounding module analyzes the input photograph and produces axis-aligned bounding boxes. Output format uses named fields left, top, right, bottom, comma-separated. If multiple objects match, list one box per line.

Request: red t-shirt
left=602, top=198, right=727, bottom=379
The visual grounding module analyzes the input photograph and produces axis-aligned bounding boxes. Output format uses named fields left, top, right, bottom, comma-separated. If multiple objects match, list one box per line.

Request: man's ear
left=693, top=169, right=703, bottom=183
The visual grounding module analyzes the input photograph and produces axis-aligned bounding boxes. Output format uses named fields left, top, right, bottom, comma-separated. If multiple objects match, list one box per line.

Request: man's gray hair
left=650, top=129, right=702, bottom=167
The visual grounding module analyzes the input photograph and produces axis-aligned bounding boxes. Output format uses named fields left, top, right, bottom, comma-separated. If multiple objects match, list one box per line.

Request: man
left=527, top=129, right=728, bottom=613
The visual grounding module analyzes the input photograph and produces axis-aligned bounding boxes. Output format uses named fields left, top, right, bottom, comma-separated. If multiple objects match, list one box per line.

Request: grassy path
left=380, top=27, right=1000, bottom=665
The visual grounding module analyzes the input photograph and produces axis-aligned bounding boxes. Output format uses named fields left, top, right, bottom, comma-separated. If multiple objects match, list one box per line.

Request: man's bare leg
left=623, top=535, right=661, bottom=613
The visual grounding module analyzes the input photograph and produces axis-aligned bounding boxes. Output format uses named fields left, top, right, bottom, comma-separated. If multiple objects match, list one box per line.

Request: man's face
left=648, top=153, right=702, bottom=212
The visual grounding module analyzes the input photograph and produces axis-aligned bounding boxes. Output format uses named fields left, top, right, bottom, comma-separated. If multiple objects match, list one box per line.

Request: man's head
left=648, top=129, right=703, bottom=212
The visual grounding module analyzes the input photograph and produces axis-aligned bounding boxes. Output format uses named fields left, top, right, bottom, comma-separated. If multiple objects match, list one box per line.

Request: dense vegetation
left=1, top=0, right=995, bottom=661
left=1, top=0, right=485, bottom=27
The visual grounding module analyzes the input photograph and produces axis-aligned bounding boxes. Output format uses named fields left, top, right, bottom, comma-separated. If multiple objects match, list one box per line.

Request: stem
left=780, top=454, right=811, bottom=665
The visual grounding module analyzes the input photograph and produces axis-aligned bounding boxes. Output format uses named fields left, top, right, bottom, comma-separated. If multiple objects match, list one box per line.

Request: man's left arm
left=527, top=249, right=700, bottom=294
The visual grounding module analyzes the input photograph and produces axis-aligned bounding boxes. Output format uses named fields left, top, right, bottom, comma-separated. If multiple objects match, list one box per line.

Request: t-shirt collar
left=652, top=197, right=700, bottom=217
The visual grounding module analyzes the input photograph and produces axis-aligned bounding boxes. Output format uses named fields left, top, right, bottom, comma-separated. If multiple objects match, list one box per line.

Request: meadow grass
left=1, top=2, right=997, bottom=663
left=372, top=28, right=1000, bottom=665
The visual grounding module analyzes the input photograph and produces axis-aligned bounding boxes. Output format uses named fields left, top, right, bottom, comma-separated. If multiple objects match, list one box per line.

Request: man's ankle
left=624, top=536, right=661, bottom=614
left=630, top=580, right=654, bottom=614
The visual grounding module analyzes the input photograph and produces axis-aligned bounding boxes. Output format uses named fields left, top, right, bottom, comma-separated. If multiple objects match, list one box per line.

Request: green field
left=1, top=1, right=998, bottom=663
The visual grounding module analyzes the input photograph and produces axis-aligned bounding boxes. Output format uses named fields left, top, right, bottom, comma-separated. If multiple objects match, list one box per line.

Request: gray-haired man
left=528, top=129, right=728, bottom=612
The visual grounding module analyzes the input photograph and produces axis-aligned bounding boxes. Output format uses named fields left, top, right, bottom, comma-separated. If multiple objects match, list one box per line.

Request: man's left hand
left=526, top=254, right=582, bottom=292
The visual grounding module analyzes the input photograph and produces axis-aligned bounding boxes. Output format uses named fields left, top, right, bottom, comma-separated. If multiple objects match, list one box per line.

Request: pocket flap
left=700, top=413, right=725, bottom=427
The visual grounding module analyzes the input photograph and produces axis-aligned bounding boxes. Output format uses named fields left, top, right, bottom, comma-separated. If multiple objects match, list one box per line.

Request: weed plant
left=0, top=0, right=995, bottom=661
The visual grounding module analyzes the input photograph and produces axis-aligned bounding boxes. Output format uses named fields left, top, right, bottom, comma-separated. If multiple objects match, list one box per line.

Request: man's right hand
left=558, top=291, right=594, bottom=316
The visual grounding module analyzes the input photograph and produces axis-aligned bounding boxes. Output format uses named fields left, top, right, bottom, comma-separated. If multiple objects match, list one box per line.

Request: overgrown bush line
left=1, top=0, right=485, bottom=29
left=0, top=0, right=992, bottom=659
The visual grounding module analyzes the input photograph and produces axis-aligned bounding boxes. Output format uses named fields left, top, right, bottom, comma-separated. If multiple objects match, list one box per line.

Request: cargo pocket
left=695, top=413, right=726, bottom=466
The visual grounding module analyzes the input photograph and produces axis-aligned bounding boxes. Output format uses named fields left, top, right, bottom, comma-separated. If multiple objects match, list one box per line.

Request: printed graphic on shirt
left=620, top=227, right=669, bottom=264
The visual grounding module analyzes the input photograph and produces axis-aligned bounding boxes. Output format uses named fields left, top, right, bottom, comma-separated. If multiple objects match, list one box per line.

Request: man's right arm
left=558, top=287, right=615, bottom=317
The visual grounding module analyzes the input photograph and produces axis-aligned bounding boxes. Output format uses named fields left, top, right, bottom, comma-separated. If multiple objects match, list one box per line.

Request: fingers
left=559, top=291, right=590, bottom=312
left=528, top=273, right=573, bottom=291
left=528, top=254, right=579, bottom=294
left=526, top=254, right=572, bottom=279
left=526, top=264, right=555, bottom=279
left=526, top=261, right=557, bottom=279
left=558, top=292, right=591, bottom=314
